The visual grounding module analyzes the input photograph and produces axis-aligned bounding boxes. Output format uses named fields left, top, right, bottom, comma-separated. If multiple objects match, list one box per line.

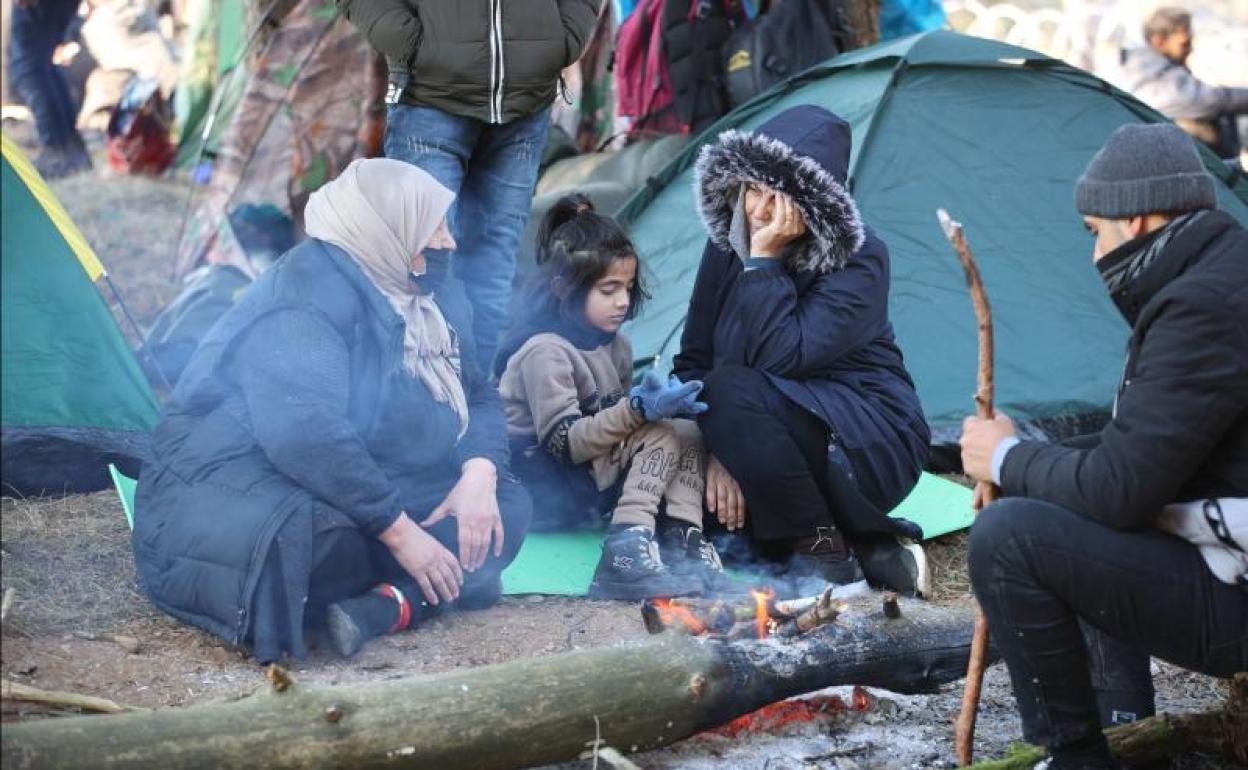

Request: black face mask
left=1095, top=210, right=1207, bottom=326
left=413, top=248, right=453, bottom=292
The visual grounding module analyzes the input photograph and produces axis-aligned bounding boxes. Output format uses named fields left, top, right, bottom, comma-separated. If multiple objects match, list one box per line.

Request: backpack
left=665, top=0, right=744, bottom=134
left=615, top=0, right=744, bottom=137
left=615, top=0, right=679, bottom=134
left=722, top=0, right=853, bottom=108
left=144, top=264, right=253, bottom=388
left=106, top=76, right=176, bottom=176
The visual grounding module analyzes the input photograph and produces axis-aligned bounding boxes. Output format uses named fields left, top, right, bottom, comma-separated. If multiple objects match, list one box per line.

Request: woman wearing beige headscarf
left=133, top=159, right=532, bottom=661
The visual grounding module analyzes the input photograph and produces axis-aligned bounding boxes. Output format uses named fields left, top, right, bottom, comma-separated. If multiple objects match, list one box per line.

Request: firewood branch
left=1, top=681, right=147, bottom=715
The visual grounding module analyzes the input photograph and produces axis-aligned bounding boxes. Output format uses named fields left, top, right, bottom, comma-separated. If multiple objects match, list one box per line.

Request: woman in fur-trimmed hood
left=673, top=105, right=931, bottom=595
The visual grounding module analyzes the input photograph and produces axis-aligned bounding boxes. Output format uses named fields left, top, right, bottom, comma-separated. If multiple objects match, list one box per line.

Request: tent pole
left=102, top=274, right=174, bottom=395
left=170, top=0, right=286, bottom=280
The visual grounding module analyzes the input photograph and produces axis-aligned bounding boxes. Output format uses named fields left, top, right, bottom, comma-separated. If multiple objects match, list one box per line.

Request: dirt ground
left=0, top=124, right=1232, bottom=768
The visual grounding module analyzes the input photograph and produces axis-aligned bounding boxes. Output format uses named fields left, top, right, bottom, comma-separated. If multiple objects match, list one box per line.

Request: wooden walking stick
left=937, top=209, right=999, bottom=767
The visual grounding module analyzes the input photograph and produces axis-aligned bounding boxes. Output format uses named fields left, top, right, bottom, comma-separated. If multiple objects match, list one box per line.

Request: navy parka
left=133, top=239, right=515, bottom=660
left=674, top=106, right=929, bottom=516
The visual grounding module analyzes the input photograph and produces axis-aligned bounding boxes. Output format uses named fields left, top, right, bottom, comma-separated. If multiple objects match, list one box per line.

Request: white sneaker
left=901, top=539, right=930, bottom=599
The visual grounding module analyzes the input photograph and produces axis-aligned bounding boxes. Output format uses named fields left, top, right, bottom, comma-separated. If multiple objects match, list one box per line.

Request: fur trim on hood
left=694, top=125, right=865, bottom=274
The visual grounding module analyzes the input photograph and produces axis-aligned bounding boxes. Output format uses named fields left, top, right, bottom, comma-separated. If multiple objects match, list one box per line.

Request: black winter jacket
left=133, top=240, right=506, bottom=653
left=338, top=0, right=600, bottom=124
left=675, top=106, right=929, bottom=513
left=1002, top=210, right=1248, bottom=528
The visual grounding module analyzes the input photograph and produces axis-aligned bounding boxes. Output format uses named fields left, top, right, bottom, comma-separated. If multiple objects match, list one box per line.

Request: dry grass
left=924, top=530, right=974, bottom=607
left=0, top=492, right=163, bottom=637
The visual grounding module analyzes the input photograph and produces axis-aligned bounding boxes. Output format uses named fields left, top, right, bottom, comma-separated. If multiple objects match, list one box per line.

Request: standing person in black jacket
left=133, top=159, right=531, bottom=662
left=338, top=0, right=601, bottom=372
left=961, top=123, right=1248, bottom=770
left=673, top=105, right=931, bottom=596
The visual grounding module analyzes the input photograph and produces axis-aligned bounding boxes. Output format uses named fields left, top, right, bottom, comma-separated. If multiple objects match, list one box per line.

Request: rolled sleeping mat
left=535, top=152, right=615, bottom=197
left=587, top=133, right=689, bottom=190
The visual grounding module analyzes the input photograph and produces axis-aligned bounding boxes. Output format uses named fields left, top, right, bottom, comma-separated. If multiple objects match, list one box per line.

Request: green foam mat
left=500, top=531, right=603, bottom=595
left=889, top=472, right=975, bottom=540
left=109, top=469, right=972, bottom=596
left=109, top=464, right=137, bottom=531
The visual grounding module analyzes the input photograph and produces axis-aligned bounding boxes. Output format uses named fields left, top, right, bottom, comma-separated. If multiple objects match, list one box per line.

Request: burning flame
left=751, top=588, right=774, bottom=639
left=652, top=598, right=706, bottom=635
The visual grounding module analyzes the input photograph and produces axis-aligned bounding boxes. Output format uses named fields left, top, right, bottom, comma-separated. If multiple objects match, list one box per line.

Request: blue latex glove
left=630, top=370, right=708, bottom=422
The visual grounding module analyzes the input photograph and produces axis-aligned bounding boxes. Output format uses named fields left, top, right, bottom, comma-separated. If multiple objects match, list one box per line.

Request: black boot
left=659, top=520, right=748, bottom=596
left=785, top=526, right=864, bottom=585
left=66, top=134, right=93, bottom=173
left=589, top=525, right=702, bottom=601
left=33, top=144, right=84, bottom=180
left=325, top=584, right=412, bottom=657
left=855, top=537, right=930, bottom=598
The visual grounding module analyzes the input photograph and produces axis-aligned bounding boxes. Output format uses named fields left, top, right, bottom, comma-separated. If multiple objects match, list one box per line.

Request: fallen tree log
left=2, top=594, right=986, bottom=770
left=969, top=673, right=1248, bottom=769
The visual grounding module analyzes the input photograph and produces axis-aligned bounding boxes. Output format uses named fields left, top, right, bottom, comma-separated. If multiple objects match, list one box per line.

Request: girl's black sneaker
left=589, top=525, right=702, bottom=601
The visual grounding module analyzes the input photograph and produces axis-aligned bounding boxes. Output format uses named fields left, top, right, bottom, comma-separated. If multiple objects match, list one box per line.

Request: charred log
left=2, top=595, right=984, bottom=770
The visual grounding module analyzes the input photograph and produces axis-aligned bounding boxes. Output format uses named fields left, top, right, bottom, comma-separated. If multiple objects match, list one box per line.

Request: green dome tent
left=1, top=137, right=159, bottom=495
left=617, top=30, right=1248, bottom=444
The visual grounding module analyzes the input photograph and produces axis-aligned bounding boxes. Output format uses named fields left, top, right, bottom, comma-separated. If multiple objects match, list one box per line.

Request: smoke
left=708, top=530, right=867, bottom=600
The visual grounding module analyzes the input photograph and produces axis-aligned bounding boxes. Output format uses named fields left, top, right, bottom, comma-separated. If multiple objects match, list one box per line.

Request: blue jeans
left=385, top=104, right=550, bottom=373
left=8, top=0, right=81, bottom=148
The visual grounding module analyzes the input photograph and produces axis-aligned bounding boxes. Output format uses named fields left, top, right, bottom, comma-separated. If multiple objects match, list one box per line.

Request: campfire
left=641, top=586, right=849, bottom=640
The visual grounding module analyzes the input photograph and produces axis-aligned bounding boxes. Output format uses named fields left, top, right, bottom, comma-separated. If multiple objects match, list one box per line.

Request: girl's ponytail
left=536, top=193, right=594, bottom=266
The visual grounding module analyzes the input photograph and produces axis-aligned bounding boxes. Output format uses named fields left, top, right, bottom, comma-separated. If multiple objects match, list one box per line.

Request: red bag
left=106, top=77, right=176, bottom=175
left=615, top=0, right=683, bottom=135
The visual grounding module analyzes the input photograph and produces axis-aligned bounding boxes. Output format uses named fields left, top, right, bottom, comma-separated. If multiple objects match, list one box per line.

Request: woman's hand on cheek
left=706, top=454, right=746, bottom=531
left=421, top=459, right=503, bottom=572
left=750, top=192, right=808, bottom=258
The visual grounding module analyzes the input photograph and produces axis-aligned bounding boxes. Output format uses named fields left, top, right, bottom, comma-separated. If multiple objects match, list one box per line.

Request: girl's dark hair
left=534, top=193, right=646, bottom=315
left=493, top=194, right=648, bottom=376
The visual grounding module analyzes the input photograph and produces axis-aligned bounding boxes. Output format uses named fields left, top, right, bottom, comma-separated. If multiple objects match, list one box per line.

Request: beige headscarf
left=304, top=158, right=469, bottom=437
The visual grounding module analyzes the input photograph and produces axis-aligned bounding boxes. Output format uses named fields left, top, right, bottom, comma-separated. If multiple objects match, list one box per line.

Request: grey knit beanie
left=1075, top=123, right=1217, bottom=218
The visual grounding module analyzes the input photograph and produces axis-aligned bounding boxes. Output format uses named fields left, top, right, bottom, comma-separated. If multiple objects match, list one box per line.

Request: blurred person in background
left=8, top=0, right=93, bottom=177
left=76, top=0, right=179, bottom=131
left=1118, top=6, right=1248, bottom=159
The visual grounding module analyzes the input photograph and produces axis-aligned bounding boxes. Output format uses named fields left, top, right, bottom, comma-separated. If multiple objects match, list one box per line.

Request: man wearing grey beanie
left=960, top=123, right=1247, bottom=770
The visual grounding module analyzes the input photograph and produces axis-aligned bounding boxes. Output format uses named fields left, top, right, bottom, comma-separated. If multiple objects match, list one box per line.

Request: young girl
left=496, top=195, right=724, bottom=600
